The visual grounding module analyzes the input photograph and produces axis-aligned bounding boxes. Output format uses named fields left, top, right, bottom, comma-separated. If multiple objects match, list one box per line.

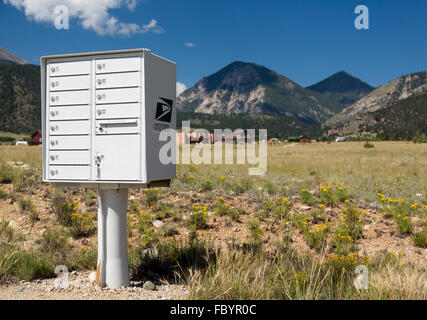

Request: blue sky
left=1, top=0, right=427, bottom=91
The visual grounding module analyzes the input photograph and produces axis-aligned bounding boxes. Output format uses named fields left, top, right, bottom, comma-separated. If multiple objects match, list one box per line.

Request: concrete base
left=96, top=188, right=130, bottom=289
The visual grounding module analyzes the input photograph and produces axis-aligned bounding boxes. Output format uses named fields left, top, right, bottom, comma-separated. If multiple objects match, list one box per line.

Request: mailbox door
left=95, top=57, right=140, bottom=74
left=95, top=135, right=140, bottom=181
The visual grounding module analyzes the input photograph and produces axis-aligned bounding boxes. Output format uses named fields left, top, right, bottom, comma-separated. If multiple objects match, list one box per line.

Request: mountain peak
left=307, top=71, right=374, bottom=94
left=177, top=61, right=341, bottom=124
left=307, top=71, right=375, bottom=106
left=0, top=46, right=29, bottom=65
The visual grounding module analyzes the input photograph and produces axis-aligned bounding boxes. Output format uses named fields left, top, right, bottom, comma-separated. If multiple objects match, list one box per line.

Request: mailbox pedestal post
left=96, top=188, right=130, bottom=289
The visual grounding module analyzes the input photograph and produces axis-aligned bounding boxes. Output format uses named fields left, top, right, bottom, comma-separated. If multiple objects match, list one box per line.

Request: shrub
left=144, top=188, right=159, bottom=207
left=303, top=224, right=329, bottom=251
left=51, top=194, right=78, bottom=227
left=41, top=228, right=70, bottom=261
left=413, top=229, right=427, bottom=248
left=246, top=220, right=263, bottom=245
left=70, top=211, right=96, bottom=239
left=300, top=189, right=316, bottom=205
left=394, top=214, right=413, bottom=234
left=186, top=206, right=208, bottom=231
left=0, top=161, right=15, bottom=184
left=363, top=141, right=375, bottom=149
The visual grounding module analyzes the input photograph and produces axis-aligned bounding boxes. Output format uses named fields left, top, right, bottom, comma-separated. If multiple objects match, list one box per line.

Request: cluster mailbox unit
left=41, top=49, right=176, bottom=288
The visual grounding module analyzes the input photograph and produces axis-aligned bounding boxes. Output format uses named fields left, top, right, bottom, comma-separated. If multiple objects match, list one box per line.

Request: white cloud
left=184, top=43, right=197, bottom=48
left=3, top=0, right=164, bottom=36
left=177, top=82, right=187, bottom=96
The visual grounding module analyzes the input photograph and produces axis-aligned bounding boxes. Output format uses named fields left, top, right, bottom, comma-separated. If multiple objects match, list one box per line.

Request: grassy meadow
left=0, top=141, right=426, bottom=299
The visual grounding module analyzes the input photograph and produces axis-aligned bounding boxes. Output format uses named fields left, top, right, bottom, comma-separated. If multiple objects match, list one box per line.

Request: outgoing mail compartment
left=49, top=166, right=90, bottom=180
left=96, top=103, right=139, bottom=120
left=49, top=75, right=90, bottom=91
left=49, top=90, right=90, bottom=106
left=50, top=120, right=90, bottom=136
left=50, top=106, right=90, bottom=121
left=95, top=119, right=139, bottom=135
left=49, top=151, right=90, bottom=165
left=96, top=72, right=140, bottom=89
left=95, top=56, right=140, bottom=74
left=95, top=88, right=140, bottom=104
left=49, top=61, right=91, bottom=77
left=49, top=136, right=90, bottom=150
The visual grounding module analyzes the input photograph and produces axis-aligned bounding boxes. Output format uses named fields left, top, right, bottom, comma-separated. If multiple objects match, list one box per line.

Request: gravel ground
left=0, top=271, right=189, bottom=300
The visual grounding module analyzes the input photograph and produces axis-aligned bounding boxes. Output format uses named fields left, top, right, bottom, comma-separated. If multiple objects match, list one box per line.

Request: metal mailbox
left=41, top=49, right=177, bottom=186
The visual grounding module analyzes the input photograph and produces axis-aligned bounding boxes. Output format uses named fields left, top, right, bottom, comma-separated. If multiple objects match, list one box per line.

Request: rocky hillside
left=177, top=111, right=321, bottom=138
left=325, top=71, right=427, bottom=135
left=177, top=62, right=342, bottom=125
left=306, top=71, right=375, bottom=106
left=0, top=63, right=41, bottom=134
left=347, top=92, right=427, bottom=138
left=0, top=46, right=29, bottom=65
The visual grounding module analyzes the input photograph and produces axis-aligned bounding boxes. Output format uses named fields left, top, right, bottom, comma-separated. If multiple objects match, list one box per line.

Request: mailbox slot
left=49, top=106, right=90, bottom=121
left=95, top=57, right=140, bottom=74
left=49, top=166, right=90, bottom=180
left=49, top=151, right=90, bottom=165
left=96, top=119, right=139, bottom=135
left=96, top=103, right=139, bottom=120
left=49, top=90, right=90, bottom=106
left=49, top=75, right=90, bottom=91
left=49, top=61, right=91, bottom=77
left=50, top=120, right=90, bottom=135
left=49, top=136, right=90, bottom=150
left=95, top=88, right=140, bottom=104
left=96, top=72, right=140, bottom=89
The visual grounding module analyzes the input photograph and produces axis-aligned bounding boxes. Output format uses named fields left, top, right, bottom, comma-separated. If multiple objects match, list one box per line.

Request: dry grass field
left=0, top=142, right=426, bottom=299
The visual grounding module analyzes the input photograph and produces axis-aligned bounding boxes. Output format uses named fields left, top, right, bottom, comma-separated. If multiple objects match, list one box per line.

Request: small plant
left=300, top=189, right=315, bottom=205
left=412, top=228, right=427, bottom=248
left=137, top=211, right=159, bottom=249
left=51, top=195, right=78, bottom=227
left=144, top=188, right=159, bottom=207
left=186, top=206, right=208, bottom=230
left=18, top=196, right=38, bottom=224
left=265, top=181, right=277, bottom=195
left=70, top=211, right=96, bottom=239
left=269, top=197, right=291, bottom=221
left=291, top=213, right=310, bottom=230
left=41, top=227, right=70, bottom=261
left=0, top=161, right=15, bottom=183
left=214, top=197, right=230, bottom=216
left=319, top=185, right=336, bottom=206
left=332, top=231, right=355, bottom=255
left=0, top=220, right=18, bottom=242
left=200, top=180, right=213, bottom=192
left=303, top=224, right=329, bottom=250
left=394, top=214, right=413, bottom=234
left=363, top=141, right=375, bottom=149
left=246, top=220, right=263, bottom=245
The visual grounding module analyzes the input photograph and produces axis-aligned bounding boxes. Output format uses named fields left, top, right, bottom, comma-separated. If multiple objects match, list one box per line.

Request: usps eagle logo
left=155, top=97, right=173, bottom=123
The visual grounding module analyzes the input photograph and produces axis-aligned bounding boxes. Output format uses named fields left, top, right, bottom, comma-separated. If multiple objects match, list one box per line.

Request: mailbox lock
left=97, top=79, right=102, bottom=85
left=50, top=126, right=56, bottom=132
left=97, top=94, right=102, bottom=101
left=97, top=64, right=103, bottom=70
left=50, top=141, right=56, bottom=146
left=51, top=111, right=56, bottom=117
left=51, top=96, right=56, bottom=102
left=97, top=109, right=102, bottom=115
left=51, top=82, right=56, bottom=88
left=51, top=67, right=56, bottom=73
left=50, top=155, right=55, bottom=161
left=50, top=170, right=55, bottom=176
